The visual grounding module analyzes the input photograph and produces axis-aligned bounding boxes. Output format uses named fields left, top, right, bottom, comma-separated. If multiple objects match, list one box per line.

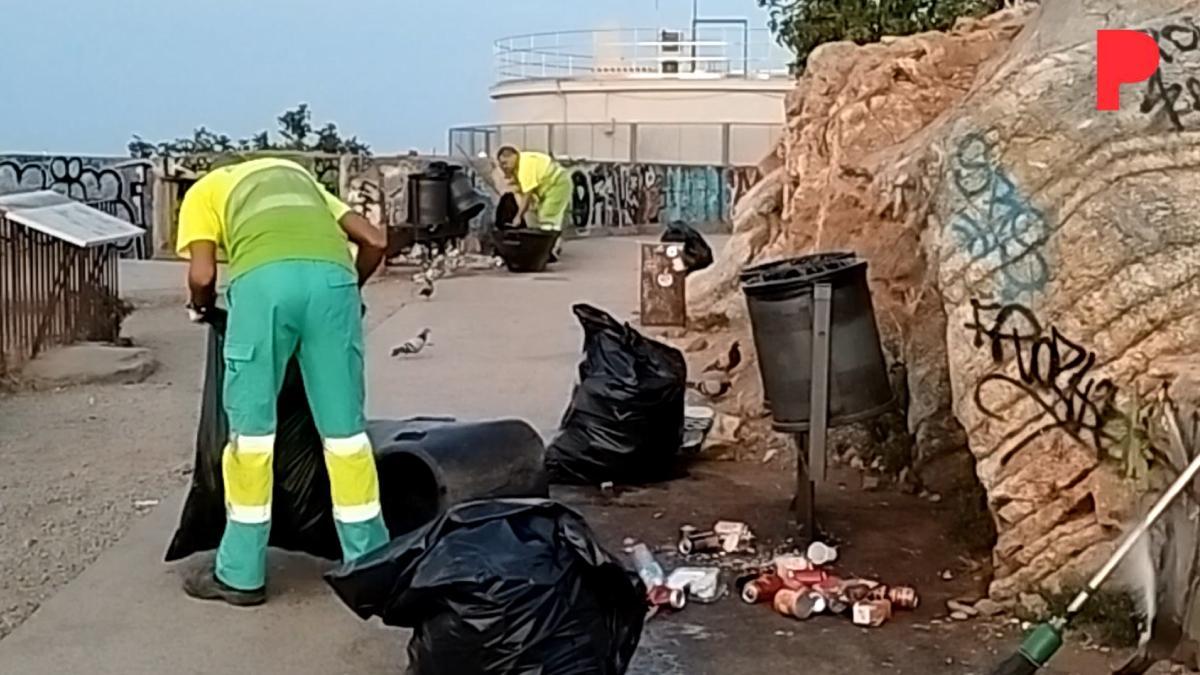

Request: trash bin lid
left=740, top=252, right=860, bottom=294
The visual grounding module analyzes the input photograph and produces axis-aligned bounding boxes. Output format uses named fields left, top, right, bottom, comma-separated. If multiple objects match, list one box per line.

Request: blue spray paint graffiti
left=949, top=133, right=1050, bottom=300
left=0, top=155, right=154, bottom=259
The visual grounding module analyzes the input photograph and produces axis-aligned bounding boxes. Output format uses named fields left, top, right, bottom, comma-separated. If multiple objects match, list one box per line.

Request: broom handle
left=1068, top=409, right=1198, bottom=615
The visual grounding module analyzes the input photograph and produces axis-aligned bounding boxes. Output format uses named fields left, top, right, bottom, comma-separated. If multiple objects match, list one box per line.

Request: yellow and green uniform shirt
left=175, top=157, right=355, bottom=278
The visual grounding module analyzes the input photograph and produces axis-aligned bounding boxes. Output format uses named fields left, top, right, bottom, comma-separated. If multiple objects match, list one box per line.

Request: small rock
left=850, top=456, right=866, bottom=470
left=941, top=570, right=954, bottom=581
left=24, top=538, right=36, bottom=548
left=653, top=512, right=664, bottom=519
left=926, top=493, right=943, bottom=504
left=862, top=475, right=883, bottom=492
left=600, top=481, right=614, bottom=492
left=622, top=537, right=636, bottom=547
left=974, top=599, right=1004, bottom=617
left=685, top=337, right=710, bottom=352
left=911, top=623, right=931, bottom=632
left=870, top=457, right=883, bottom=470
left=1018, top=593, right=1050, bottom=620
left=762, top=448, right=779, bottom=464
left=950, top=611, right=970, bottom=621
left=947, top=600, right=979, bottom=617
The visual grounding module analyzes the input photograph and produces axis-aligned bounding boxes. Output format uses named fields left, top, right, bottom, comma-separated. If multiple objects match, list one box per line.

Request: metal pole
left=691, top=0, right=699, bottom=73
left=794, top=432, right=816, bottom=541
left=808, top=282, right=833, bottom=483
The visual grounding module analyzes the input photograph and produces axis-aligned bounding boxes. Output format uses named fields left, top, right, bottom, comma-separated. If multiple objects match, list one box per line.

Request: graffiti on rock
left=1142, top=18, right=1200, bottom=130
left=566, top=162, right=749, bottom=229
left=726, top=166, right=762, bottom=218
left=0, top=156, right=153, bottom=259
left=949, top=132, right=1050, bottom=300
left=964, top=299, right=1117, bottom=466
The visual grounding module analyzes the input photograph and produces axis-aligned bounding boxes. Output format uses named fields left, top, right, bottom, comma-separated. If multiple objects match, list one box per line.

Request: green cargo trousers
left=216, top=260, right=389, bottom=591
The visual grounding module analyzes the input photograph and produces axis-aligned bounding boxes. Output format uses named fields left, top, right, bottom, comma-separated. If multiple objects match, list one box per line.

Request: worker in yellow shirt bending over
left=496, top=146, right=571, bottom=258
left=176, top=156, right=390, bottom=606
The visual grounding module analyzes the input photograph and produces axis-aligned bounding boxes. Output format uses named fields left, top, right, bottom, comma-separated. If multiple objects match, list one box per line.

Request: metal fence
left=448, top=122, right=782, bottom=167
left=493, top=26, right=791, bottom=83
left=0, top=217, right=122, bottom=376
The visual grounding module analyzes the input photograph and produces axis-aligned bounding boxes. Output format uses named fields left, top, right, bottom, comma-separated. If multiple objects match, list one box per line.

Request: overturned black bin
left=740, top=252, right=892, bottom=432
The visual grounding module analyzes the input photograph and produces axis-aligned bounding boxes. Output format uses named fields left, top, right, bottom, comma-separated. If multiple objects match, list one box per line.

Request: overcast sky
left=0, top=0, right=774, bottom=156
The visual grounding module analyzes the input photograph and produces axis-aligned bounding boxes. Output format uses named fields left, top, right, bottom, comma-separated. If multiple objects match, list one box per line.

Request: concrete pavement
left=0, top=238, right=657, bottom=674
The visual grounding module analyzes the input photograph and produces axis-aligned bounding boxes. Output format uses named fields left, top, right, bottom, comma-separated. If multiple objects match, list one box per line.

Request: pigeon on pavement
left=391, top=328, right=432, bottom=357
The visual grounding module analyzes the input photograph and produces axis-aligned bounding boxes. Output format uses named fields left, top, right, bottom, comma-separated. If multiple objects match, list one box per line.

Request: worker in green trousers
left=177, top=156, right=390, bottom=606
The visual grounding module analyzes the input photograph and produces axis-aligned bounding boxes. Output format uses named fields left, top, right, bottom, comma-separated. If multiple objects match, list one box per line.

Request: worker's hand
left=185, top=302, right=211, bottom=324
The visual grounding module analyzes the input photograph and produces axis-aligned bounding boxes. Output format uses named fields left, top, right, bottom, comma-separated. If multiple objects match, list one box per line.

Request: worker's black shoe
left=183, top=569, right=266, bottom=607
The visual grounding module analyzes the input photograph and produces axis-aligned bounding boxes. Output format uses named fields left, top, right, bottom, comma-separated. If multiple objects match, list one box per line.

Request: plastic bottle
left=631, top=543, right=666, bottom=588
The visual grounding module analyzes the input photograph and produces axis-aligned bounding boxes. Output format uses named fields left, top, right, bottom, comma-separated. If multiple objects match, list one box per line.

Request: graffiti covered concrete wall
left=565, top=161, right=760, bottom=229
left=0, top=155, right=154, bottom=259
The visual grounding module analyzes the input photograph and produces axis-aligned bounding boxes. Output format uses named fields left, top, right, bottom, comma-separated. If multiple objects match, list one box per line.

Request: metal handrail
left=493, top=27, right=791, bottom=83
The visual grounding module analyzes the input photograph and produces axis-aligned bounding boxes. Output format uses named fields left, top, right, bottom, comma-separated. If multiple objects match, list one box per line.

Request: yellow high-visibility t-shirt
left=516, top=151, right=563, bottom=197
left=175, top=157, right=354, bottom=279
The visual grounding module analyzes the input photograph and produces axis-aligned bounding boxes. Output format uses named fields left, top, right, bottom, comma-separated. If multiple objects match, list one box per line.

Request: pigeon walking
left=391, top=328, right=431, bottom=357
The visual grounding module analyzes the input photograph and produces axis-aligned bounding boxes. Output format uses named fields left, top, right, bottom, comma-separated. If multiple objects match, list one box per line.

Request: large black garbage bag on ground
left=660, top=221, right=713, bottom=274
left=165, top=309, right=548, bottom=563
left=326, top=498, right=647, bottom=675
left=546, top=304, right=687, bottom=485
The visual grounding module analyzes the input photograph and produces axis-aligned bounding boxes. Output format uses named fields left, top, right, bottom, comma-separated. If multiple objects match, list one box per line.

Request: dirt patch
left=0, top=305, right=201, bottom=640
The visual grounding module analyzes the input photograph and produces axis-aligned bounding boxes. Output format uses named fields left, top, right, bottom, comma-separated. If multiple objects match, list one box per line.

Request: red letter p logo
left=1096, top=30, right=1161, bottom=110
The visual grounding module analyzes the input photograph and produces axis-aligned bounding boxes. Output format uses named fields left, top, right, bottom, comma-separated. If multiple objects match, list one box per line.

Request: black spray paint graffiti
left=567, top=163, right=749, bottom=229
left=1142, top=18, right=1200, bottom=130
left=949, top=132, right=1050, bottom=301
left=0, top=156, right=153, bottom=259
left=964, top=299, right=1117, bottom=467
left=570, top=163, right=666, bottom=229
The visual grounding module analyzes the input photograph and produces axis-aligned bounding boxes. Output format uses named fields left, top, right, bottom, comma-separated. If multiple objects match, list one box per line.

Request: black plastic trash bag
left=546, top=304, right=687, bottom=485
left=165, top=309, right=548, bottom=563
left=660, top=221, right=713, bottom=274
left=326, top=498, right=647, bottom=675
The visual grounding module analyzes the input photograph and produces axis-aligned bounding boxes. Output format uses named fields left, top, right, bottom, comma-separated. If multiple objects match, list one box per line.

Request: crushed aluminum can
left=781, top=568, right=829, bottom=590
left=888, top=585, right=920, bottom=610
left=677, top=525, right=722, bottom=555
left=841, top=579, right=883, bottom=603
left=741, top=573, right=785, bottom=604
left=773, top=555, right=814, bottom=576
left=774, top=588, right=827, bottom=620
left=713, top=520, right=755, bottom=553
left=852, top=599, right=893, bottom=627
left=647, top=584, right=687, bottom=611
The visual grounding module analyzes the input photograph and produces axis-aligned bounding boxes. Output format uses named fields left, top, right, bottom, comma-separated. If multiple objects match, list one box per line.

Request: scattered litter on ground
left=681, top=406, right=715, bottom=455
left=807, top=541, right=838, bottom=565
left=132, top=499, right=159, bottom=510
left=731, top=551, right=921, bottom=628
left=677, top=520, right=755, bottom=555
left=761, top=448, right=779, bottom=464
left=666, top=567, right=724, bottom=603
left=633, top=543, right=687, bottom=616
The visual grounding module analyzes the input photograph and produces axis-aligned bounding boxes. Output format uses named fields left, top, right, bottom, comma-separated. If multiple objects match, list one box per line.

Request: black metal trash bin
left=741, top=252, right=893, bottom=432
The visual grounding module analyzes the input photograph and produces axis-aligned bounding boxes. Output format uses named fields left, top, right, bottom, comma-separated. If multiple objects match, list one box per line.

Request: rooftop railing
left=494, top=25, right=792, bottom=84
